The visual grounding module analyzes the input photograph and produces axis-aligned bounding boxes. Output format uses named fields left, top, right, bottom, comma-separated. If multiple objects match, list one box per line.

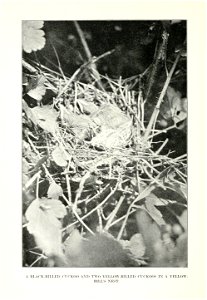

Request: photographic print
left=22, top=20, right=187, bottom=268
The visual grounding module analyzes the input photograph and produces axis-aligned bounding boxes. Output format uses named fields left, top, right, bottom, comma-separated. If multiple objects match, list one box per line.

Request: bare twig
left=104, top=194, right=125, bottom=231
left=22, top=59, right=38, bottom=74
left=155, top=138, right=169, bottom=154
left=144, top=30, right=169, bottom=102
left=51, top=44, right=67, bottom=83
left=73, top=21, right=105, bottom=91
left=143, top=50, right=182, bottom=143
left=73, top=170, right=91, bottom=208
left=62, top=180, right=120, bottom=232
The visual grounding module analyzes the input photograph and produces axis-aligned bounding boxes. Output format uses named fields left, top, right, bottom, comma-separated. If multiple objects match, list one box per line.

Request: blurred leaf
left=25, top=198, right=66, bottom=256
left=175, top=232, right=187, bottom=266
left=171, top=20, right=182, bottom=24
left=52, top=146, right=70, bottom=167
left=22, top=21, right=46, bottom=53
left=136, top=209, right=161, bottom=259
left=64, top=229, right=83, bottom=257
left=48, top=182, right=63, bottom=199
left=128, top=233, right=146, bottom=257
left=31, top=106, right=58, bottom=134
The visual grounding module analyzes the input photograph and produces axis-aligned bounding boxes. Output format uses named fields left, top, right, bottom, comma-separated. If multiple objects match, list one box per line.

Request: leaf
left=146, top=192, right=169, bottom=206
left=48, top=182, right=63, bottom=199
left=52, top=146, right=70, bottom=167
left=64, top=229, right=83, bottom=257
left=27, top=75, right=46, bottom=101
left=160, top=86, right=187, bottom=128
left=26, top=198, right=67, bottom=225
left=22, top=21, right=46, bottom=53
left=136, top=209, right=162, bottom=259
left=172, top=98, right=187, bottom=124
left=25, top=198, right=67, bottom=256
left=145, top=198, right=166, bottom=226
left=175, top=232, right=187, bottom=266
left=164, top=182, right=187, bottom=201
left=153, top=185, right=187, bottom=204
left=171, top=20, right=182, bottom=24
left=31, top=106, right=58, bottom=134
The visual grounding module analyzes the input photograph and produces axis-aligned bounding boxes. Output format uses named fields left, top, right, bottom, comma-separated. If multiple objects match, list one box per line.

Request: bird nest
left=22, top=61, right=187, bottom=266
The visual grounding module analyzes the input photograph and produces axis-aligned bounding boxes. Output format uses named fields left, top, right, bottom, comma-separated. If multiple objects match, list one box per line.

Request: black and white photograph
left=22, top=20, right=188, bottom=268
left=0, top=0, right=206, bottom=299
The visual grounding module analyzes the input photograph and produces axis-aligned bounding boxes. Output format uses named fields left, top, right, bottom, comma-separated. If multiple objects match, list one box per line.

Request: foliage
left=22, top=21, right=46, bottom=53
left=22, top=21, right=187, bottom=267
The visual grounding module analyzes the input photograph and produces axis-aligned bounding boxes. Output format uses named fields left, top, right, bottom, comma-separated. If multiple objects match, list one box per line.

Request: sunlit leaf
left=52, top=146, right=70, bottom=167
left=31, top=106, right=58, bottom=134
left=22, top=21, right=46, bottom=53
left=25, top=198, right=66, bottom=256
left=160, top=86, right=187, bottom=129
left=26, top=198, right=66, bottom=224
left=47, top=182, right=63, bottom=199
